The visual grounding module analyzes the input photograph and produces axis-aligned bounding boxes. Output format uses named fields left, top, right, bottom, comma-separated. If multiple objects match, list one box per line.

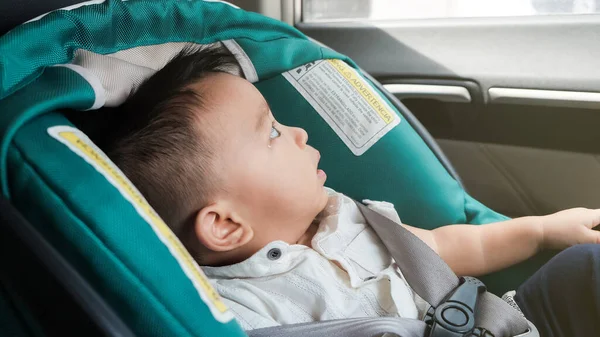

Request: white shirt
left=202, top=189, right=429, bottom=330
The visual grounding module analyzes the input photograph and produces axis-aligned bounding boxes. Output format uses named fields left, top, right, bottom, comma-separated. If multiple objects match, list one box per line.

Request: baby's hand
left=541, top=208, right=600, bottom=249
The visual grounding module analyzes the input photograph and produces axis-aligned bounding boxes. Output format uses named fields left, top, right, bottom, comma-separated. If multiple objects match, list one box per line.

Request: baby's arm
left=403, top=208, right=600, bottom=277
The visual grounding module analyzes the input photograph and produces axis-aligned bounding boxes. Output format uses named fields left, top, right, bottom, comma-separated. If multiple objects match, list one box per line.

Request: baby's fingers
left=587, top=229, right=600, bottom=244
left=590, top=209, right=600, bottom=229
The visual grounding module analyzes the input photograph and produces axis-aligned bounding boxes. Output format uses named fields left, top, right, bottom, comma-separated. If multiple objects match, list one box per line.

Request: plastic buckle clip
left=425, top=276, right=490, bottom=337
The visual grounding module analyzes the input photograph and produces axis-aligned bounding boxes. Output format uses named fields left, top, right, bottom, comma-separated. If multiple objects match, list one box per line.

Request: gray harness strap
left=247, top=317, right=427, bottom=337
left=246, top=201, right=533, bottom=337
left=354, top=201, right=530, bottom=336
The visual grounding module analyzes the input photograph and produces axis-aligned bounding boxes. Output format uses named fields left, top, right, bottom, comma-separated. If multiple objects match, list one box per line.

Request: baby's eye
left=270, top=124, right=281, bottom=139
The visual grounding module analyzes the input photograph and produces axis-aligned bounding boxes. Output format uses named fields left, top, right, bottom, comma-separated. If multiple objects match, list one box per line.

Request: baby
left=90, top=46, right=600, bottom=335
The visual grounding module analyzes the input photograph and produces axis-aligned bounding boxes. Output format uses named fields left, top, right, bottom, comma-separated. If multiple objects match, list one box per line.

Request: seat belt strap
left=247, top=317, right=427, bottom=337
left=353, top=200, right=530, bottom=337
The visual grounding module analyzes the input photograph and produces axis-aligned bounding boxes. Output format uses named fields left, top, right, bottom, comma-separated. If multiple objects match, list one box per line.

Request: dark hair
left=97, top=45, right=239, bottom=254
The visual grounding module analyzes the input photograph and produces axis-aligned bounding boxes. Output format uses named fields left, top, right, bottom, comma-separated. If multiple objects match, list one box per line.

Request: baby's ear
left=193, top=204, right=253, bottom=252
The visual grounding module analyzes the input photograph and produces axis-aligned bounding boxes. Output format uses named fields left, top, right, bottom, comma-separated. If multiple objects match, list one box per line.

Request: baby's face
left=194, top=73, right=328, bottom=251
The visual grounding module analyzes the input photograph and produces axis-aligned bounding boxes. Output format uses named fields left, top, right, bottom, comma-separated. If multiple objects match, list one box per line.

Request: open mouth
left=315, top=151, right=326, bottom=180
left=317, top=168, right=327, bottom=180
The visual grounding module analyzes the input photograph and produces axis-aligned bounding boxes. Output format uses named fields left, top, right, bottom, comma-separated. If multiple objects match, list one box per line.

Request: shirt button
left=267, top=248, right=282, bottom=260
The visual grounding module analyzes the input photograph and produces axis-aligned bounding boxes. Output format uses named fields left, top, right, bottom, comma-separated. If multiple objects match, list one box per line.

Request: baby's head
left=104, top=46, right=328, bottom=266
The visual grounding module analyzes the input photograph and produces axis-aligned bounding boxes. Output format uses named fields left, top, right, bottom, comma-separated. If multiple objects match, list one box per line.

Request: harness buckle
left=425, top=276, right=491, bottom=337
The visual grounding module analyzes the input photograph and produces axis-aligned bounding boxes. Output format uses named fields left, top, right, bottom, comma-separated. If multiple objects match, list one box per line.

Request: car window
left=302, top=0, right=600, bottom=22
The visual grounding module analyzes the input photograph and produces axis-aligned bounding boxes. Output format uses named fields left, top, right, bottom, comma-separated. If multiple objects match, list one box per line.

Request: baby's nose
left=294, top=127, right=308, bottom=147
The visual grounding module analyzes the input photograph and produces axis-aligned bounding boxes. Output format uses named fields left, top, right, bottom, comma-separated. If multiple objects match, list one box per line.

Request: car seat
left=0, top=0, right=552, bottom=336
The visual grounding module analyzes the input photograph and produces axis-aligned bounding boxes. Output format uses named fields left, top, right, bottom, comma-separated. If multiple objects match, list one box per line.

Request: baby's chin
left=318, top=185, right=330, bottom=207
left=312, top=188, right=333, bottom=218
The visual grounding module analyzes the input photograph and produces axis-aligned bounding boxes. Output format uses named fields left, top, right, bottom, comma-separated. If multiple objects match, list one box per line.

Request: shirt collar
left=202, top=189, right=345, bottom=279
left=202, top=240, right=305, bottom=279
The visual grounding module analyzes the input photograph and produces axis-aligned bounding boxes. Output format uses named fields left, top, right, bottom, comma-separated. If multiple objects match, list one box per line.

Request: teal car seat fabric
left=0, top=285, right=32, bottom=337
left=0, top=0, right=548, bottom=335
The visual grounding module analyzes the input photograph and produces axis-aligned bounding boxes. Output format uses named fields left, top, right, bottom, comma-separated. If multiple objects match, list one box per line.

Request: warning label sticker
left=283, top=59, right=400, bottom=156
